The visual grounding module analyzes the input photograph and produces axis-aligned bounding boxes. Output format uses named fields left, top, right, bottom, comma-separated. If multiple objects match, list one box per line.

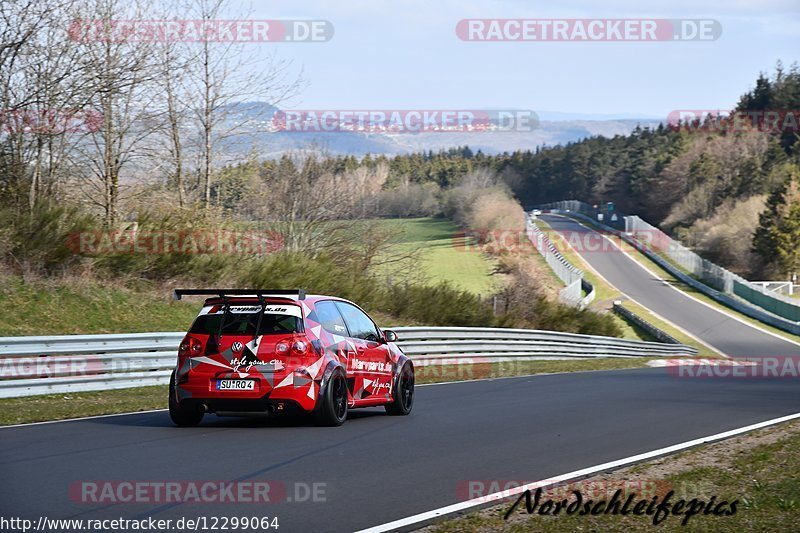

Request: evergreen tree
left=753, top=166, right=800, bottom=278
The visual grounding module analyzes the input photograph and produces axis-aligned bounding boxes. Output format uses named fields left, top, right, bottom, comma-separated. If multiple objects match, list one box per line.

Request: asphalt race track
left=2, top=217, right=800, bottom=532
left=540, top=214, right=800, bottom=358
left=2, top=369, right=800, bottom=532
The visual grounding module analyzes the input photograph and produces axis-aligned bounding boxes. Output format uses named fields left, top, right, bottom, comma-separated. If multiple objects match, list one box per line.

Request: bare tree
left=0, top=0, right=97, bottom=211
left=237, top=153, right=419, bottom=282
left=158, top=29, right=190, bottom=207
left=184, top=0, right=300, bottom=208
left=74, top=0, right=159, bottom=226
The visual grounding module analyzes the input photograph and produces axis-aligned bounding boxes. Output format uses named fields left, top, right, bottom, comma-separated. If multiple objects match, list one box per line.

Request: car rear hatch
left=183, top=298, right=306, bottom=393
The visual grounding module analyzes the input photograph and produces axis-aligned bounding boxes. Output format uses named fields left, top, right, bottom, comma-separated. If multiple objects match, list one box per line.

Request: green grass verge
left=372, top=217, right=499, bottom=295
left=0, top=275, right=428, bottom=336
left=427, top=420, right=800, bottom=532
left=0, top=277, right=198, bottom=336
left=414, top=357, right=648, bottom=385
left=0, top=386, right=168, bottom=425
left=0, top=358, right=648, bottom=426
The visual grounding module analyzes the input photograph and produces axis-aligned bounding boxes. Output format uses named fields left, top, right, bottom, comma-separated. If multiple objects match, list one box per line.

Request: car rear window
left=190, top=304, right=302, bottom=336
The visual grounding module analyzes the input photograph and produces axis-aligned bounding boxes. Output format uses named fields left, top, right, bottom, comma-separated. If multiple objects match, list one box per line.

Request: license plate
left=216, top=379, right=255, bottom=391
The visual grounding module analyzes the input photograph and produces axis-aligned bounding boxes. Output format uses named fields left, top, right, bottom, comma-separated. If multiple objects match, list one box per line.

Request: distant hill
left=219, top=102, right=662, bottom=157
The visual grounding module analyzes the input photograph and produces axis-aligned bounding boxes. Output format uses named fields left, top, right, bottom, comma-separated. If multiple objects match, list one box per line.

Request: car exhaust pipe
left=214, top=409, right=275, bottom=418
left=214, top=404, right=278, bottom=418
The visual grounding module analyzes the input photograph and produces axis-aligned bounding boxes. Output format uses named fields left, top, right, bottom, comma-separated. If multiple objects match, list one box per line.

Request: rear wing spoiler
left=172, top=289, right=307, bottom=301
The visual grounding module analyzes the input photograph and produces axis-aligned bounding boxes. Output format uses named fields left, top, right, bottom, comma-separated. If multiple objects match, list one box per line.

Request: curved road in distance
left=540, top=214, right=800, bottom=358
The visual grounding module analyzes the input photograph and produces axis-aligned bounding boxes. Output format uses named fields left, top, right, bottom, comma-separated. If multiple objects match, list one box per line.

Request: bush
left=494, top=299, right=621, bottom=337
left=381, top=283, right=494, bottom=327
left=0, top=203, right=97, bottom=275
left=92, top=212, right=200, bottom=280
left=469, top=189, right=525, bottom=232
left=373, top=182, right=441, bottom=218
left=677, top=195, right=766, bottom=276
left=492, top=253, right=622, bottom=336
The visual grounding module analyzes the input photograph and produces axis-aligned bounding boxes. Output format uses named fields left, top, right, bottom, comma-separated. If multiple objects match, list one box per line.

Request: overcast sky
left=230, top=0, right=799, bottom=119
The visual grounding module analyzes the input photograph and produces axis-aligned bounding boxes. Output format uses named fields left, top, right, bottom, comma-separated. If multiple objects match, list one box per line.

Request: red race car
left=169, top=289, right=414, bottom=426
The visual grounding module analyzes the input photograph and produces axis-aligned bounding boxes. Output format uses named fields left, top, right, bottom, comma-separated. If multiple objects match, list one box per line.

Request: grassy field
left=0, top=358, right=649, bottom=425
left=372, top=217, right=499, bottom=295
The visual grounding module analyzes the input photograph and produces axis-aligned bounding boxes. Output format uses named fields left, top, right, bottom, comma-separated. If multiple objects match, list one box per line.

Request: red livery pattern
left=169, top=291, right=414, bottom=426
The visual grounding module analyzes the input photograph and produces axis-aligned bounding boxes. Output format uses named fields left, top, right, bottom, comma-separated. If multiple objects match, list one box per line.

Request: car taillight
left=179, top=336, right=203, bottom=357
left=292, top=340, right=309, bottom=355
left=276, top=340, right=291, bottom=355
left=276, top=337, right=309, bottom=356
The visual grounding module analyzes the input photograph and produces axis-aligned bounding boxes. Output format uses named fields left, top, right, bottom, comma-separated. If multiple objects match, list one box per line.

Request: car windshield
left=190, top=309, right=302, bottom=336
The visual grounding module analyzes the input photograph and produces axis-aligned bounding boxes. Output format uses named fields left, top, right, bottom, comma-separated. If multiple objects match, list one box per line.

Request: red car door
left=335, top=301, right=393, bottom=405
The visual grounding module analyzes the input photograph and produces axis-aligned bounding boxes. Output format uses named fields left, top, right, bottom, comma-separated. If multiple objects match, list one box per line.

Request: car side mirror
left=384, top=330, right=398, bottom=343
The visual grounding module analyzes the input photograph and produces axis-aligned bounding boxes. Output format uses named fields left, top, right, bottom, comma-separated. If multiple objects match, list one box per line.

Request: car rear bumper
left=176, top=373, right=320, bottom=412
left=178, top=395, right=307, bottom=416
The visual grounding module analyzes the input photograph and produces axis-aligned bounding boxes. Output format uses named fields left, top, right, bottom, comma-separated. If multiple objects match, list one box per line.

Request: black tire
left=385, top=364, right=414, bottom=416
left=315, top=371, right=348, bottom=426
left=169, top=371, right=204, bottom=427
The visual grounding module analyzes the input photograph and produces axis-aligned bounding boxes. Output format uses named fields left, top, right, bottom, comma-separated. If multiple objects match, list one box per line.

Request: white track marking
left=355, top=411, right=800, bottom=532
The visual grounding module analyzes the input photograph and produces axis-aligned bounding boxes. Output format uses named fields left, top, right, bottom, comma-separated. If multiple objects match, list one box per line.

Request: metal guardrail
left=612, top=302, right=682, bottom=345
left=0, top=327, right=696, bottom=398
left=526, top=215, right=595, bottom=308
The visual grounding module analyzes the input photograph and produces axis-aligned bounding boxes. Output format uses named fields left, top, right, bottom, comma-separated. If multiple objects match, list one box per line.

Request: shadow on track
left=91, top=406, right=388, bottom=428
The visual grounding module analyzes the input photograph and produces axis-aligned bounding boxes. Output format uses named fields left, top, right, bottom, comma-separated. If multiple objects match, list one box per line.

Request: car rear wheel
left=169, top=372, right=204, bottom=427
left=385, top=364, right=414, bottom=416
left=315, top=371, right=348, bottom=426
